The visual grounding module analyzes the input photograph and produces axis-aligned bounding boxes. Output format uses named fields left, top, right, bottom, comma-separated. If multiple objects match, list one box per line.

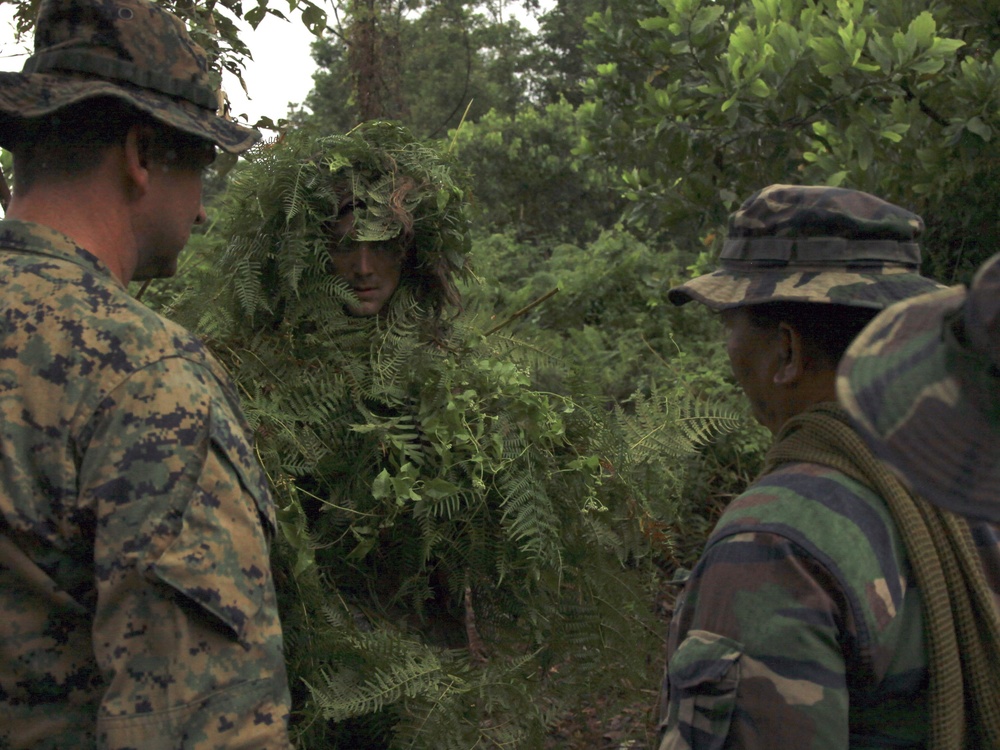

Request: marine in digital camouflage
left=0, top=220, right=292, bottom=748
left=658, top=461, right=1000, bottom=750
left=838, top=252, right=1000, bottom=522
left=0, top=0, right=258, bottom=153
left=0, top=0, right=286, bottom=745
left=667, top=184, right=942, bottom=310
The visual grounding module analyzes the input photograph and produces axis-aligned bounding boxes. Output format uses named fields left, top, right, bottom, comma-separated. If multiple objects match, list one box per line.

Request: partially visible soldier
left=838, top=252, right=1000, bottom=522
left=0, top=1, right=291, bottom=748
left=658, top=185, right=1000, bottom=748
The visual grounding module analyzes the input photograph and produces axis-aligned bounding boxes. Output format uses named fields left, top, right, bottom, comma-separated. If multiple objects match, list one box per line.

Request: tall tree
left=528, top=0, right=607, bottom=106
left=345, top=0, right=408, bottom=120
left=304, top=0, right=539, bottom=137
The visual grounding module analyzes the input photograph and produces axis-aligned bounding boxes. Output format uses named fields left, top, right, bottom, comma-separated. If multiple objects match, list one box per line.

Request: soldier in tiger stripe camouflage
left=658, top=184, right=1000, bottom=749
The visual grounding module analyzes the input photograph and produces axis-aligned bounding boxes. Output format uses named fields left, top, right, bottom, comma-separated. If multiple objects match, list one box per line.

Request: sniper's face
left=327, top=211, right=405, bottom=317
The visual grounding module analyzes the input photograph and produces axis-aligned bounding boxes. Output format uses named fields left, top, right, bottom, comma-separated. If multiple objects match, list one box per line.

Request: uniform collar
left=0, top=219, right=122, bottom=288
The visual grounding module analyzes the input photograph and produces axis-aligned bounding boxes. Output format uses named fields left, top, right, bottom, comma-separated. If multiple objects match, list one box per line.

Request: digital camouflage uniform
left=0, top=222, right=292, bottom=749
left=0, top=1, right=290, bottom=747
left=658, top=185, right=997, bottom=749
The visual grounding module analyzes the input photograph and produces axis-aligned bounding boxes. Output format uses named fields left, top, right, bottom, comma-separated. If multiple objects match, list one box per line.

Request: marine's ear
left=122, top=124, right=154, bottom=197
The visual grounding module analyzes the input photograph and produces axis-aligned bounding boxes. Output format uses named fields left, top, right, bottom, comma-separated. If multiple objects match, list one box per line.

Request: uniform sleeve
left=77, top=357, right=292, bottom=750
left=658, top=531, right=852, bottom=750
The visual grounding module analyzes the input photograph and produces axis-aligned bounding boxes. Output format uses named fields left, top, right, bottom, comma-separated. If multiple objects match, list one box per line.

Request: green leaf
left=892, top=29, right=917, bottom=63
left=930, top=38, right=965, bottom=56
left=749, top=78, right=771, bottom=98
left=729, top=25, right=756, bottom=56
left=300, top=5, right=327, bottom=35
left=827, top=170, right=848, bottom=187
left=372, top=468, right=392, bottom=499
left=966, top=117, right=993, bottom=142
left=423, top=478, right=461, bottom=499
left=244, top=5, right=266, bottom=28
left=691, top=6, right=726, bottom=36
left=907, top=11, right=936, bottom=48
left=856, top=135, right=874, bottom=170
left=909, top=58, right=945, bottom=74
left=639, top=16, right=674, bottom=32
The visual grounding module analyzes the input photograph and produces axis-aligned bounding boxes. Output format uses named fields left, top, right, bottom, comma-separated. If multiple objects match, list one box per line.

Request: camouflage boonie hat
left=837, top=253, right=1000, bottom=522
left=0, top=0, right=258, bottom=154
left=668, top=184, right=944, bottom=310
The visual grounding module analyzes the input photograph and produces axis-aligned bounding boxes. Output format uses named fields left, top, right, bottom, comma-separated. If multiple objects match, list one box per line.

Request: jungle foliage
left=580, top=0, right=1000, bottom=282
left=5, top=0, right=998, bottom=745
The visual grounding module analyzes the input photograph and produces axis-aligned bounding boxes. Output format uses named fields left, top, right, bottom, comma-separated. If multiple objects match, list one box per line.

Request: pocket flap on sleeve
left=146, top=442, right=273, bottom=644
left=209, top=409, right=276, bottom=531
left=662, top=630, right=743, bottom=750
left=669, top=629, right=743, bottom=691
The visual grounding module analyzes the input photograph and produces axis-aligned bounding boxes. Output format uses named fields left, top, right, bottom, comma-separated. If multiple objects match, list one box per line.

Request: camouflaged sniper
left=668, top=184, right=943, bottom=310
left=839, top=252, right=1000, bottom=522
left=0, top=0, right=258, bottom=153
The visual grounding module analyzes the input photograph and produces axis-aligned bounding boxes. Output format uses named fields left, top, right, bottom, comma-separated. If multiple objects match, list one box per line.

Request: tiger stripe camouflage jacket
left=659, top=460, right=1000, bottom=749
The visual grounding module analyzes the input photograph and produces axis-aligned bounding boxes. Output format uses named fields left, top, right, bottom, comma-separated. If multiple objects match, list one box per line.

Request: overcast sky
left=0, top=3, right=545, bottom=132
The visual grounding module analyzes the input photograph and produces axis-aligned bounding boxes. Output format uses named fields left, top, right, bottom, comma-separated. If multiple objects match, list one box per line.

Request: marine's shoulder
left=0, top=254, right=213, bottom=375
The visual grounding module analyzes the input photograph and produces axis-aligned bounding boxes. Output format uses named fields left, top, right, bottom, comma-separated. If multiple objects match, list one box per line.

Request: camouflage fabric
left=668, top=185, right=943, bottom=310
left=658, top=458, right=1000, bottom=750
left=0, top=0, right=258, bottom=153
left=838, top=252, right=1000, bottom=522
left=0, top=220, right=291, bottom=749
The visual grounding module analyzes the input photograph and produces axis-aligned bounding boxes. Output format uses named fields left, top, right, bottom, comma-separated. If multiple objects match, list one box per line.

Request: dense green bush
left=581, top=0, right=1000, bottom=280
left=448, top=99, right=624, bottom=246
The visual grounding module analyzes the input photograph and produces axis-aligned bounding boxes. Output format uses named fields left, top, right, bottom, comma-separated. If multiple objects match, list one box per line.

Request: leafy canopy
left=581, top=0, right=1000, bottom=280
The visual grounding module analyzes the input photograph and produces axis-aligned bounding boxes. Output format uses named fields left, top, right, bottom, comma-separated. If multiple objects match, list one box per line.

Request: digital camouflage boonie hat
left=837, top=253, right=1000, bottom=522
left=668, top=184, right=944, bottom=310
left=0, top=0, right=258, bottom=153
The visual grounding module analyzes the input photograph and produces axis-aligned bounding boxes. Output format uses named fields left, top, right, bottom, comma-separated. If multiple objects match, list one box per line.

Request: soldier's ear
left=773, top=321, right=806, bottom=385
left=122, top=125, right=152, bottom=196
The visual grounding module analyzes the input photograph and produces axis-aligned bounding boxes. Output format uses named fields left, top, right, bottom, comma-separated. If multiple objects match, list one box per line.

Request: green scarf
left=763, top=403, right=1000, bottom=749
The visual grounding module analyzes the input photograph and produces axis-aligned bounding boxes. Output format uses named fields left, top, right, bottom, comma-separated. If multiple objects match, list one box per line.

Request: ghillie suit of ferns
left=181, top=123, right=735, bottom=748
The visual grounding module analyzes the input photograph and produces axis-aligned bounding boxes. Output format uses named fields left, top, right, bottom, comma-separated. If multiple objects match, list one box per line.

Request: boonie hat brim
left=836, top=284, right=1000, bottom=521
left=0, top=71, right=258, bottom=154
left=668, top=266, right=946, bottom=310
